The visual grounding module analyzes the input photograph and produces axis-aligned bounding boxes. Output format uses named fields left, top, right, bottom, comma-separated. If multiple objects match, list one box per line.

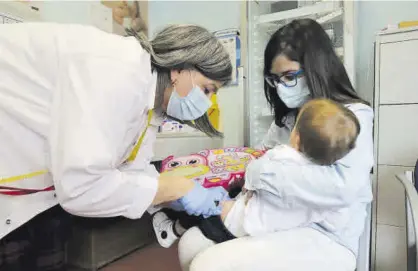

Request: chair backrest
left=396, top=170, right=418, bottom=271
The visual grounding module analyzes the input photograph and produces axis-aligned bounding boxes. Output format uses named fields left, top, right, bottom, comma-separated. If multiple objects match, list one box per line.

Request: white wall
left=148, top=1, right=240, bottom=37
left=0, top=1, right=92, bottom=23
left=40, top=1, right=92, bottom=24
left=355, top=1, right=418, bottom=104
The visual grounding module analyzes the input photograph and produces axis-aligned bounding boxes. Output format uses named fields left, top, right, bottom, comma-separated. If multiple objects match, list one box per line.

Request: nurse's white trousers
left=178, top=227, right=356, bottom=271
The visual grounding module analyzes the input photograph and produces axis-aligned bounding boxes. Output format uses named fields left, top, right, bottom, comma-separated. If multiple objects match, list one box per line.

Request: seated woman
left=178, top=18, right=373, bottom=271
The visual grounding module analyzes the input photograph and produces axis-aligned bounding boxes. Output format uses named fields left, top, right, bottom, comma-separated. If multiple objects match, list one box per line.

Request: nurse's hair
left=293, top=99, right=360, bottom=165
left=263, top=19, right=368, bottom=128
left=126, top=24, right=232, bottom=138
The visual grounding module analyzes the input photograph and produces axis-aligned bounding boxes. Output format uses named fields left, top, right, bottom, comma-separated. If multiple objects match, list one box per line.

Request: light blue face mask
left=167, top=84, right=212, bottom=121
left=276, top=77, right=311, bottom=109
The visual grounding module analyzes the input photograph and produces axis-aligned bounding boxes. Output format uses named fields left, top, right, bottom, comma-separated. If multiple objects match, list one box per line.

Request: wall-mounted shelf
left=316, top=8, right=343, bottom=24
left=260, top=107, right=273, bottom=117
left=156, top=132, right=207, bottom=139
left=256, top=1, right=339, bottom=25
left=335, top=46, right=344, bottom=57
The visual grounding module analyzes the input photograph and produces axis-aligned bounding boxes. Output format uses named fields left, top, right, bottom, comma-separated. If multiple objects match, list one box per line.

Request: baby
left=197, top=98, right=361, bottom=243
left=153, top=98, right=361, bottom=246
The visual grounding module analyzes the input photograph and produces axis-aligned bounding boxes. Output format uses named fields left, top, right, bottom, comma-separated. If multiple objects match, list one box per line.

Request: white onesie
left=223, top=145, right=327, bottom=237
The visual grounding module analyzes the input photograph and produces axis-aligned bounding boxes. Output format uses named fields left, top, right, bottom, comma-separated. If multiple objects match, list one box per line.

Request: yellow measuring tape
left=0, top=170, right=48, bottom=185
left=0, top=110, right=153, bottom=186
left=126, top=110, right=153, bottom=162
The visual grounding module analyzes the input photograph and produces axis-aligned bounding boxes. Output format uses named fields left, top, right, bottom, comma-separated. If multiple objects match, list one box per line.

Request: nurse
left=0, top=23, right=231, bottom=269
left=178, top=19, right=373, bottom=271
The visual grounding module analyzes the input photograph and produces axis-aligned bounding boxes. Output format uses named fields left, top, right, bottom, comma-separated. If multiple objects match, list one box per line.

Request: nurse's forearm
left=152, top=176, right=195, bottom=205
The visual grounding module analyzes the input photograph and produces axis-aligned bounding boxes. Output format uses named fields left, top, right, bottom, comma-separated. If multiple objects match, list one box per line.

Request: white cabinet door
left=380, top=38, right=418, bottom=104
left=378, top=104, right=418, bottom=166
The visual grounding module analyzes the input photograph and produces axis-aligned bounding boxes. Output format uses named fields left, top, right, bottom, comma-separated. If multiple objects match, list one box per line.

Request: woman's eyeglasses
left=264, top=70, right=304, bottom=88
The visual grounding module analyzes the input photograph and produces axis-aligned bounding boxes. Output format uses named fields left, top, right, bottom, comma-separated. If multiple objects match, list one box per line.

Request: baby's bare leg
left=220, top=200, right=235, bottom=222
left=220, top=191, right=254, bottom=222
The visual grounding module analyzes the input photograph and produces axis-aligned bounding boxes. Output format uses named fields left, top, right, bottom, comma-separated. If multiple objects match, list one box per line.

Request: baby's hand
left=244, top=191, right=254, bottom=205
left=240, top=188, right=253, bottom=205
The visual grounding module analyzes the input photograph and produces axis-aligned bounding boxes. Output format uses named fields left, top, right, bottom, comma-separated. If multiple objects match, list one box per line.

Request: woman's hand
left=244, top=191, right=254, bottom=205
left=167, top=185, right=230, bottom=213
left=179, top=184, right=229, bottom=218
left=152, top=176, right=229, bottom=218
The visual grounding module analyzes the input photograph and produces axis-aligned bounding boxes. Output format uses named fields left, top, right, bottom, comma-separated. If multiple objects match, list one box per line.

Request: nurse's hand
left=179, top=184, right=229, bottom=218
left=168, top=199, right=185, bottom=212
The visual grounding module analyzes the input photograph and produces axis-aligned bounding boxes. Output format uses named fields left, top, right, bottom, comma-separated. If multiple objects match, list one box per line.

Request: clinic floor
left=99, top=242, right=182, bottom=271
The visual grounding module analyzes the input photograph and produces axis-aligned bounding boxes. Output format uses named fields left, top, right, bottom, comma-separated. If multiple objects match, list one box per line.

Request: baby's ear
left=289, top=130, right=301, bottom=151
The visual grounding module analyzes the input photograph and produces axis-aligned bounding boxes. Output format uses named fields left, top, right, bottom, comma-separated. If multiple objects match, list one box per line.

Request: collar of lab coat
left=135, top=42, right=158, bottom=120
left=147, top=71, right=164, bottom=127
left=282, top=111, right=297, bottom=131
left=150, top=109, right=164, bottom=127
left=148, top=71, right=157, bottom=109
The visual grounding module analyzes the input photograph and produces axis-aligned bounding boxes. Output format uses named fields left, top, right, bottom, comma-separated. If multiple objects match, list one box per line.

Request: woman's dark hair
left=263, top=19, right=367, bottom=127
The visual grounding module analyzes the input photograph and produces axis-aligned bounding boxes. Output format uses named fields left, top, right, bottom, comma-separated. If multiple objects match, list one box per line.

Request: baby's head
left=290, top=99, right=360, bottom=165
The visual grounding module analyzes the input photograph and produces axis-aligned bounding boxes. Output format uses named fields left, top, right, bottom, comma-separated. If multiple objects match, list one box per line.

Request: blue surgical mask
left=167, top=85, right=212, bottom=121
left=276, top=77, right=311, bottom=108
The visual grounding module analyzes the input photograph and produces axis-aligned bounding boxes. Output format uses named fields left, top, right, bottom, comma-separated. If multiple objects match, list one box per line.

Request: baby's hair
left=294, top=99, right=360, bottom=165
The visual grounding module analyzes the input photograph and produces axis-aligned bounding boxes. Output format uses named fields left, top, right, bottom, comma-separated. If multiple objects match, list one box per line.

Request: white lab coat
left=0, top=23, right=161, bottom=240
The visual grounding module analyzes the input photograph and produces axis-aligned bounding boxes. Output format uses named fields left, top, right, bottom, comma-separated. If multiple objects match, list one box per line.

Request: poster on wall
left=214, top=29, right=241, bottom=86
left=101, top=0, right=148, bottom=37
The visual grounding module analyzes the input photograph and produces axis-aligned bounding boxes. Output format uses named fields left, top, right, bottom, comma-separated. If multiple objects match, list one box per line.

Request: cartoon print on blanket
left=160, top=147, right=265, bottom=190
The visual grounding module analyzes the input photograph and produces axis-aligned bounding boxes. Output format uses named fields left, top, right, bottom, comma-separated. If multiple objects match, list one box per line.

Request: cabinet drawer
left=380, top=39, right=418, bottom=104
left=377, top=104, right=418, bottom=166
